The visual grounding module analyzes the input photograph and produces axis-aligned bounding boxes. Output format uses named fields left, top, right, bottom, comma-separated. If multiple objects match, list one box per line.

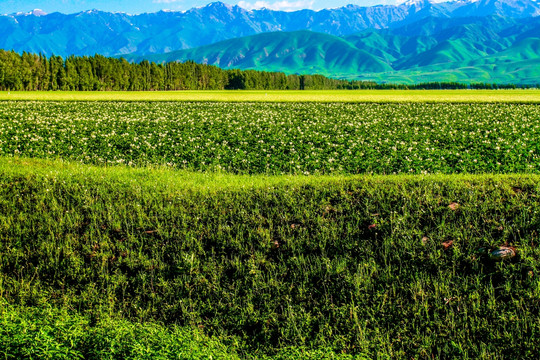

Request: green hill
left=127, top=16, right=540, bottom=84
left=135, top=31, right=393, bottom=77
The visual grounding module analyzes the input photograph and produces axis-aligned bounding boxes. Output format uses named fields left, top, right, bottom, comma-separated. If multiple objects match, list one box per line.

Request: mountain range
left=2, top=0, right=539, bottom=57
left=1, top=0, right=539, bottom=84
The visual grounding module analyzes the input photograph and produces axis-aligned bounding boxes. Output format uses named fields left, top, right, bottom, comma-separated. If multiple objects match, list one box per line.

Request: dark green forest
left=0, top=50, right=531, bottom=91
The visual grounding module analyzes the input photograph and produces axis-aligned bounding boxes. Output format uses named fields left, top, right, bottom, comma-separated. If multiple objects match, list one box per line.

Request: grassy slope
left=1, top=89, right=540, bottom=102
left=355, top=58, right=540, bottom=85
left=2, top=157, right=540, bottom=358
left=135, top=31, right=394, bottom=76
left=125, top=20, right=540, bottom=84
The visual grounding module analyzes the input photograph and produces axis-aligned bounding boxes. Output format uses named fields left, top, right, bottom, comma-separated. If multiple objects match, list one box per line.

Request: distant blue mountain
left=0, top=0, right=539, bottom=57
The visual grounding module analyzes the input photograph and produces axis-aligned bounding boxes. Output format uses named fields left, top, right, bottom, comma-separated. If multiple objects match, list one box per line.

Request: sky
left=0, top=0, right=403, bottom=14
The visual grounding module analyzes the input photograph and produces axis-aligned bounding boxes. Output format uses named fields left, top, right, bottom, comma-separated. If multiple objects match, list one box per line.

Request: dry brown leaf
left=448, top=202, right=460, bottom=211
left=442, top=239, right=454, bottom=250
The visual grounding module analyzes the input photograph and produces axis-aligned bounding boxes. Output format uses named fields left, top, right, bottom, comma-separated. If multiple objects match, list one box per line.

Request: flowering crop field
left=1, top=101, right=539, bottom=174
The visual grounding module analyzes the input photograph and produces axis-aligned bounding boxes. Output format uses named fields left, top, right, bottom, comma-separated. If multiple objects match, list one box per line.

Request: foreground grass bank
left=1, top=157, right=540, bottom=358
left=0, top=89, right=540, bottom=103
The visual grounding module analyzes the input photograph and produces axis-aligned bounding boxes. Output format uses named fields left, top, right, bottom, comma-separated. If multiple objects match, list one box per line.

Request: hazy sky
left=0, top=0, right=403, bottom=14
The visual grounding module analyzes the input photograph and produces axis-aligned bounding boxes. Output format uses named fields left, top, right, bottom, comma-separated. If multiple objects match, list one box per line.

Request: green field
left=2, top=92, right=540, bottom=359
left=1, top=101, right=540, bottom=174
left=1, top=89, right=540, bottom=103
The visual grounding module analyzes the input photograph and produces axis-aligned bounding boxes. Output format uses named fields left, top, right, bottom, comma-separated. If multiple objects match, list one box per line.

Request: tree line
left=0, top=50, right=536, bottom=91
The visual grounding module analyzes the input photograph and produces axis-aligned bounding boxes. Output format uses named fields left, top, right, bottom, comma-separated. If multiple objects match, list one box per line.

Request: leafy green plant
left=0, top=301, right=238, bottom=359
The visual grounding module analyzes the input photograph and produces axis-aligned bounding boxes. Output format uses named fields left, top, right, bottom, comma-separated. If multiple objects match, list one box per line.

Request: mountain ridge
left=1, top=0, right=539, bottom=57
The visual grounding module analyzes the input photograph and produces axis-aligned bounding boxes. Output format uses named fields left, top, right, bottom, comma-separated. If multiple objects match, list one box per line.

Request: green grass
left=1, top=302, right=363, bottom=360
left=3, top=96, right=540, bottom=358
left=0, top=89, right=540, bottom=103
left=2, top=157, right=540, bottom=358
left=1, top=101, right=540, bottom=174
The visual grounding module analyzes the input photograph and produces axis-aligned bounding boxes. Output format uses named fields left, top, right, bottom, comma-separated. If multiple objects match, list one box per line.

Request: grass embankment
left=0, top=89, right=540, bottom=103
left=1, top=157, right=540, bottom=358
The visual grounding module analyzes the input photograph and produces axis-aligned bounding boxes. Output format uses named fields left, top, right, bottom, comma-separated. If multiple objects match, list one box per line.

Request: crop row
left=1, top=101, right=539, bottom=174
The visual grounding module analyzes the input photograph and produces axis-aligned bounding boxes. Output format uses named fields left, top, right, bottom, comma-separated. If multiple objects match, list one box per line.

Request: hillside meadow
left=1, top=91, right=540, bottom=359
